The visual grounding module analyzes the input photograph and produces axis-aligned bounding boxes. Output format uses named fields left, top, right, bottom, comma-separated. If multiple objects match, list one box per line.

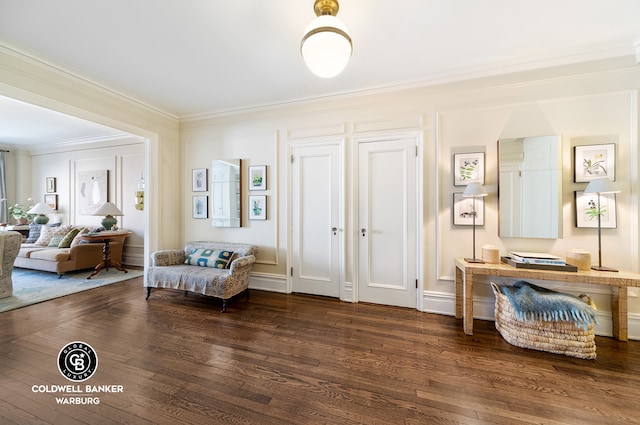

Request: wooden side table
left=454, top=257, right=640, bottom=341
left=80, top=230, right=132, bottom=279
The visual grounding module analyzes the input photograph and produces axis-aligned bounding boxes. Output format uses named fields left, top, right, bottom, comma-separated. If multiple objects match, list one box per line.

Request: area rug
left=0, top=268, right=144, bottom=312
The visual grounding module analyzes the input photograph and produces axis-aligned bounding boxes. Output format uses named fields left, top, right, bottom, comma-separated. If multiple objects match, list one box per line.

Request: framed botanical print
left=575, top=191, right=616, bottom=228
left=453, top=152, right=485, bottom=186
left=46, top=177, right=56, bottom=193
left=574, top=143, right=615, bottom=182
left=192, top=168, right=208, bottom=192
left=44, top=194, right=58, bottom=211
left=249, top=165, right=267, bottom=191
left=192, top=195, right=208, bottom=219
left=453, top=192, right=484, bottom=226
left=248, top=195, right=266, bottom=220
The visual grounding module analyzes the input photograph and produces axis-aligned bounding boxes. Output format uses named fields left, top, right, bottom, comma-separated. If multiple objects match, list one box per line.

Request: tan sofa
left=14, top=224, right=123, bottom=277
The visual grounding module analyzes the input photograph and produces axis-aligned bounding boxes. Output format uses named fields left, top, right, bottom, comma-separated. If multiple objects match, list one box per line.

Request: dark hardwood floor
left=1, top=276, right=639, bottom=424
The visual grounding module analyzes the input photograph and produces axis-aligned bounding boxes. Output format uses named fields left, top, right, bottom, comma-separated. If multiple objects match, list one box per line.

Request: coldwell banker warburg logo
left=58, top=341, right=98, bottom=382
left=31, top=341, right=124, bottom=405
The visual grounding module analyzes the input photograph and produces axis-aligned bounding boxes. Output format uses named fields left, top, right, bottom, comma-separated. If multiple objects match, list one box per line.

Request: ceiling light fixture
left=301, top=0, right=352, bottom=78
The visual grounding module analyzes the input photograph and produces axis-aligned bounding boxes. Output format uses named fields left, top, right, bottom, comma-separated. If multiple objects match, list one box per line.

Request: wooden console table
left=80, top=230, right=132, bottom=279
left=454, top=258, right=640, bottom=341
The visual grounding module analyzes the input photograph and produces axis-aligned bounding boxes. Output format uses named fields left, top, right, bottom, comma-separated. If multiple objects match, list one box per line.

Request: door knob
left=332, top=227, right=338, bottom=235
left=361, top=228, right=367, bottom=237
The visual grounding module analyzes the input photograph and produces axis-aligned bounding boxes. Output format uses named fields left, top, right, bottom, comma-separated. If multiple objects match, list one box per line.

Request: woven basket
left=490, top=283, right=596, bottom=359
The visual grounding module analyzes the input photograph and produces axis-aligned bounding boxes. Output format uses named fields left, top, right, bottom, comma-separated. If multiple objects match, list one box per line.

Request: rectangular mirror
left=498, top=135, right=562, bottom=238
left=211, top=159, right=241, bottom=228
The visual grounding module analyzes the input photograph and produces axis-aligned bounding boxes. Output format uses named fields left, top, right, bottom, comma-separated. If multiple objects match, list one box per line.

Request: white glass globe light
left=301, top=15, right=352, bottom=78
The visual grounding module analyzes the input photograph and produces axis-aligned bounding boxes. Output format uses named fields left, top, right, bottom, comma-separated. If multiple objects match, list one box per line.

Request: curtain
left=0, top=152, right=7, bottom=223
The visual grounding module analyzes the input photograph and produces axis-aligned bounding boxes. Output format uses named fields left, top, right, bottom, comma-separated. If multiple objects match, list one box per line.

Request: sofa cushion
left=25, top=223, right=42, bottom=244
left=18, top=245, right=51, bottom=258
left=185, top=248, right=235, bottom=269
left=29, top=249, right=71, bottom=262
left=58, top=227, right=82, bottom=248
left=48, top=235, right=65, bottom=247
left=35, top=225, right=72, bottom=246
left=70, top=227, right=89, bottom=247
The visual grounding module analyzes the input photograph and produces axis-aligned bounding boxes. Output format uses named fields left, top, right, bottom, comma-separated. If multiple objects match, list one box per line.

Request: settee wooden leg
left=245, top=289, right=250, bottom=301
left=145, top=287, right=151, bottom=300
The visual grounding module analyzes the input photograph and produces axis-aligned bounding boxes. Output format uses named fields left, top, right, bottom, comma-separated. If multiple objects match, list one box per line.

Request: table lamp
left=583, top=177, right=620, bottom=272
left=92, top=202, right=124, bottom=230
left=27, top=202, right=55, bottom=224
left=462, top=182, right=488, bottom=263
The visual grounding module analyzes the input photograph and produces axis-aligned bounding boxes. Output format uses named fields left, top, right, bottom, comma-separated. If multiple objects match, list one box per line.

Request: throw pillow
left=184, top=249, right=235, bottom=269
left=25, top=223, right=43, bottom=244
left=70, top=227, right=89, bottom=247
left=57, top=227, right=82, bottom=248
left=35, top=225, right=72, bottom=247
left=48, top=235, right=65, bottom=247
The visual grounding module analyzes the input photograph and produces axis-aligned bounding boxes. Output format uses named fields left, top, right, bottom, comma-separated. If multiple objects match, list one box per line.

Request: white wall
left=181, top=58, right=640, bottom=339
left=28, top=139, right=146, bottom=266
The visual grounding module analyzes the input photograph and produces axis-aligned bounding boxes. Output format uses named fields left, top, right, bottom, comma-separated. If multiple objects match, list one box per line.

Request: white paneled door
left=358, top=138, right=417, bottom=308
left=290, top=142, right=342, bottom=298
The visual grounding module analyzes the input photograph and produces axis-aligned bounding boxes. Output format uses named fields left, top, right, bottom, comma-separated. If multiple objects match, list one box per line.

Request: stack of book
left=502, top=252, right=577, bottom=272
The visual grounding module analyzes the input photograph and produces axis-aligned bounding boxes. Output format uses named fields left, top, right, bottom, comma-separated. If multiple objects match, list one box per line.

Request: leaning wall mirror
left=498, top=135, right=562, bottom=239
left=211, top=159, right=241, bottom=228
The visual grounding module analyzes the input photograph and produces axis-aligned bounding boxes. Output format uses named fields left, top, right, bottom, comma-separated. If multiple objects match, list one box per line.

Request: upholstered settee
left=0, top=231, right=22, bottom=298
left=13, top=224, right=124, bottom=277
left=145, top=241, right=258, bottom=312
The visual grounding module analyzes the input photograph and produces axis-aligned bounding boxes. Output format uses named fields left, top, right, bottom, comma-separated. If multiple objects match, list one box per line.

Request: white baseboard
left=244, top=276, right=640, bottom=340
left=423, top=290, right=640, bottom=341
left=249, top=272, right=287, bottom=293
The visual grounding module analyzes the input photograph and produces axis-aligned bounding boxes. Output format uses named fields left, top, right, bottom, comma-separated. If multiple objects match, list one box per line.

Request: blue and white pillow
left=184, top=249, right=235, bottom=269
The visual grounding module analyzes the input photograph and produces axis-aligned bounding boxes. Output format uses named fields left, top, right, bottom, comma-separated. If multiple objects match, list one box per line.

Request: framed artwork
left=249, top=165, right=267, bottom=191
left=453, top=152, right=485, bottom=186
left=249, top=195, right=267, bottom=220
left=453, top=192, right=484, bottom=226
left=46, top=177, right=56, bottom=193
left=574, top=143, right=615, bottom=182
left=44, top=194, right=58, bottom=211
left=77, top=170, right=109, bottom=214
left=453, top=193, right=484, bottom=226
left=192, top=168, right=208, bottom=192
left=575, top=191, right=616, bottom=228
left=192, top=195, right=208, bottom=219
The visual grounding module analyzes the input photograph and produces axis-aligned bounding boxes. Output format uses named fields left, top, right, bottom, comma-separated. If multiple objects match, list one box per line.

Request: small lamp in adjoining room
left=92, top=202, right=124, bottom=230
left=583, top=177, right=620, bottom=272
left=462, top=182, right=488, bottom=263
left=27, top=202, right=55, bottom=224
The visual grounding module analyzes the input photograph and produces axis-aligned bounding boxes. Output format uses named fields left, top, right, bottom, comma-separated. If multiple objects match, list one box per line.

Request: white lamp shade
left=462, top=182, right=488, bottom=197
left=27, top=202, right=55, bottom=215
left=301, top=15, right=352, bottom=78
left=92, top=201, right=124, bottom=216
left=583, top=177, right=620, bottom=194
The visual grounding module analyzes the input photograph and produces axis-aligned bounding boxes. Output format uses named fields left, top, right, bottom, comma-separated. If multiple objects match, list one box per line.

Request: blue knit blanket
left=498, top=281, right=597, bottom=330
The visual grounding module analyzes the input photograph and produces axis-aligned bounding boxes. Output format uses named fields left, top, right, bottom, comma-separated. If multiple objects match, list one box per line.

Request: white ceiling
left=1, top=0, right=639, bottom=147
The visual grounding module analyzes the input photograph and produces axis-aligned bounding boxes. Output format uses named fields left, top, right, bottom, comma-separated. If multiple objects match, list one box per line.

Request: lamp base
left=101, top=215, right=117, bottom=231
left=591, top=266, right=618, bottom=272
left=33, top=214, right=49, bottom=225
left=464, top=257, right=484, bottom=264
